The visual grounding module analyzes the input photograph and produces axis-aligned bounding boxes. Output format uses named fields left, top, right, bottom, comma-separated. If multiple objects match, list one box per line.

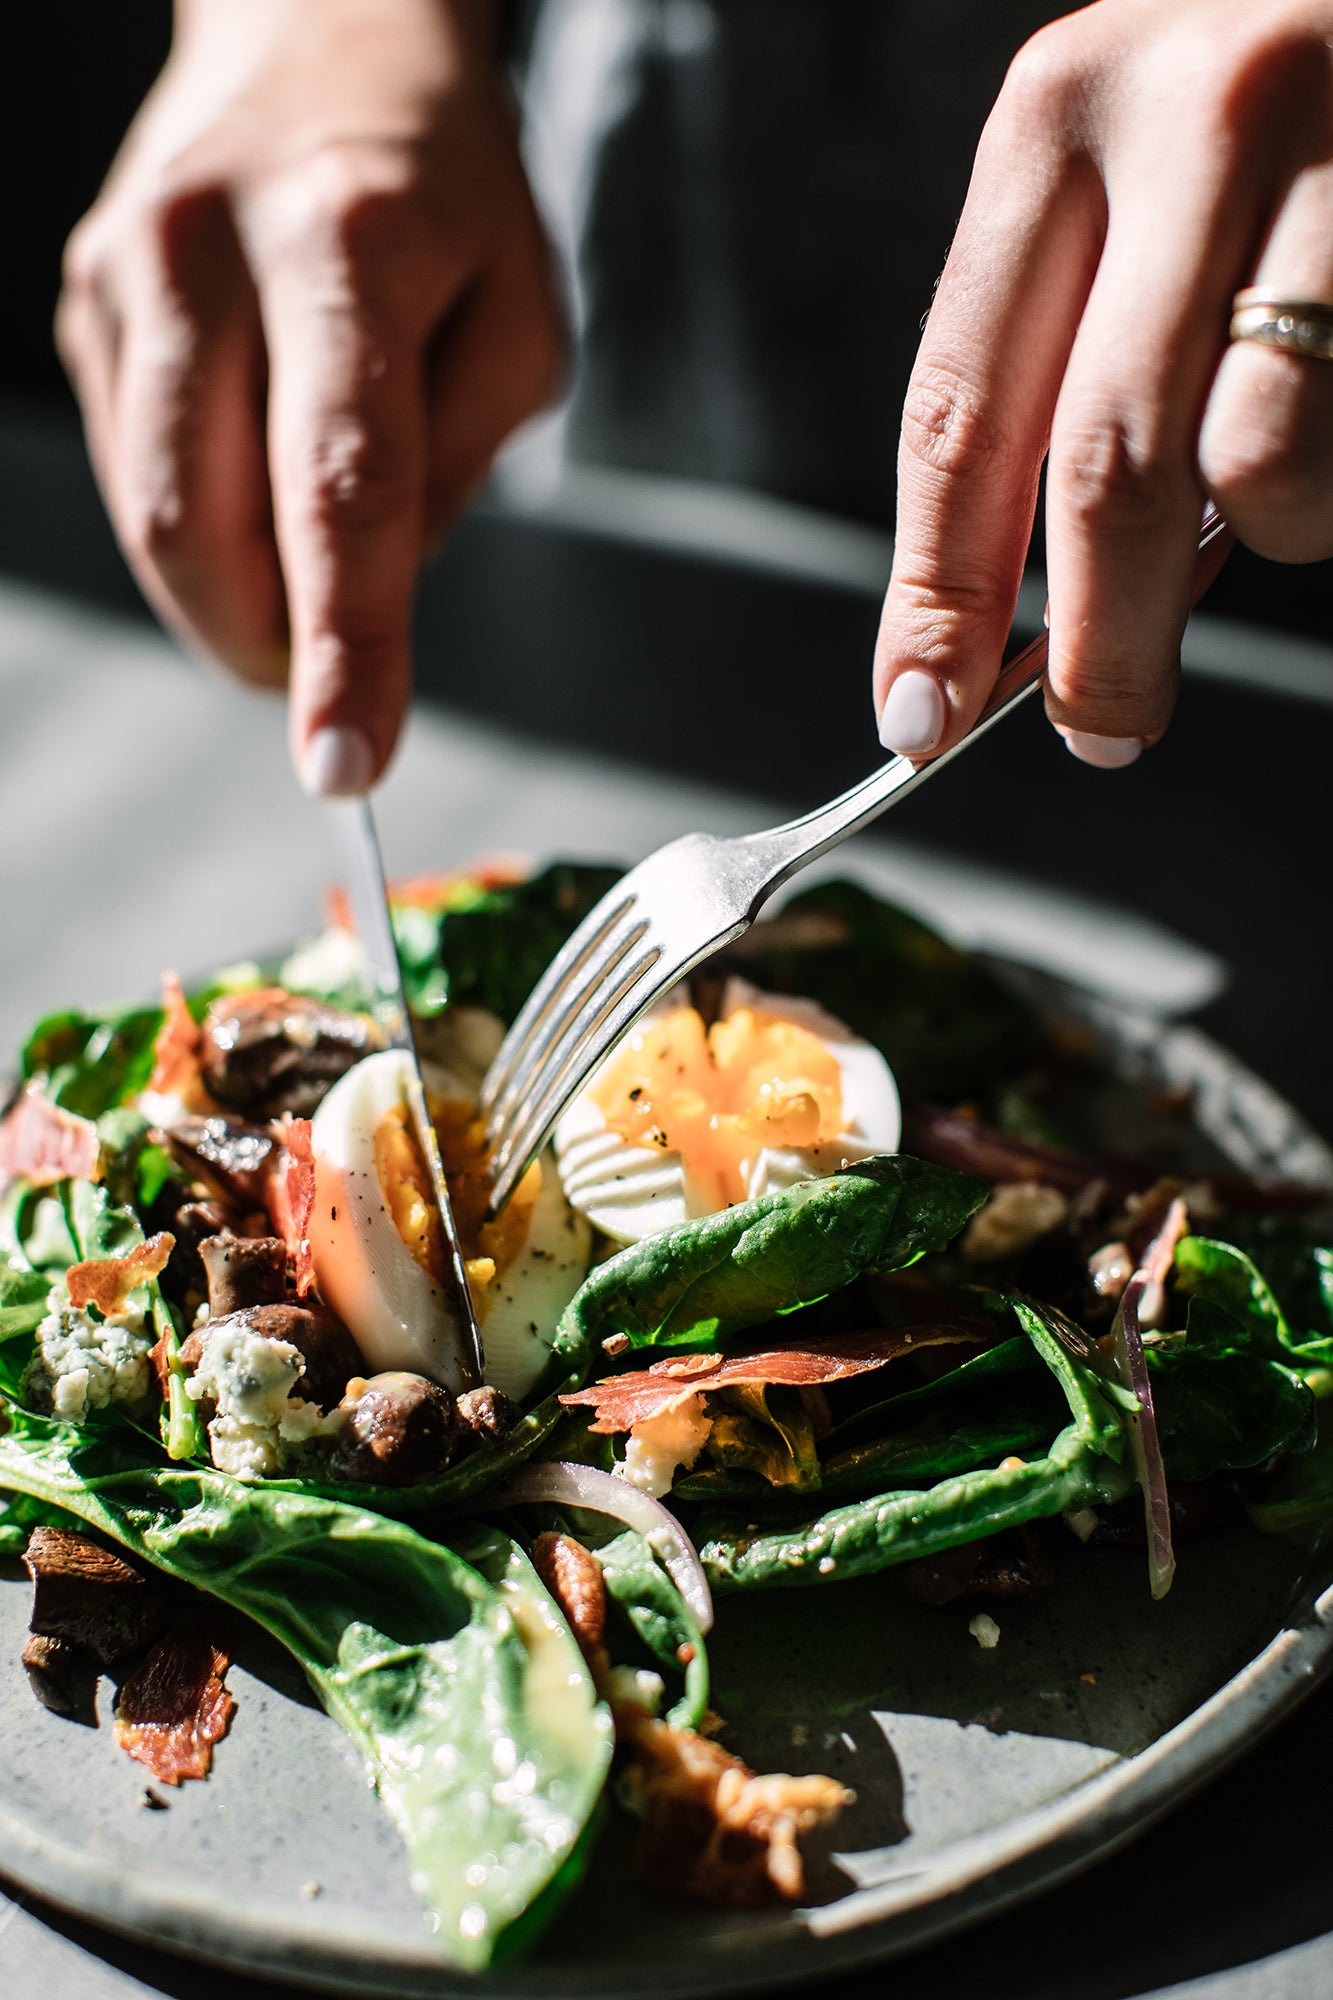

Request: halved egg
left=552, top=976, right=900, bottom=1244
left=309, top=1045, right=591, bottom=1400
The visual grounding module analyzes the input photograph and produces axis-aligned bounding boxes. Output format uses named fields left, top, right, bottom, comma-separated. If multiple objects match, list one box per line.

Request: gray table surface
left=2, top=577, right=1331, bottom=2000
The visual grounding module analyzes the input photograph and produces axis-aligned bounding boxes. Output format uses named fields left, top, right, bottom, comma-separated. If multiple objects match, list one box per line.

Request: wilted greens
left=3, top=859, right=1332, bottom=1965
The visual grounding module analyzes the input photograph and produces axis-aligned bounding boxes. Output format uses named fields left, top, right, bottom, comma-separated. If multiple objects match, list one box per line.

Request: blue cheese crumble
left=184, top=1322, right=341, bottom=1479
left=23, top=1294, right=154, bottom=1423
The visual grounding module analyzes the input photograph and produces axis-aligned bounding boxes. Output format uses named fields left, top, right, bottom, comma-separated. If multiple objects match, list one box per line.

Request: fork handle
left=743, top=502, right=1228, bottom=894
left=741, top=628, right=1049, bottom=888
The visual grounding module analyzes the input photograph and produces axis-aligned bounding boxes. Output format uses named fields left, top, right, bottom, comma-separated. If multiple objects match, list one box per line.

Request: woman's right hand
left=58, top=0, right=563, bottom=796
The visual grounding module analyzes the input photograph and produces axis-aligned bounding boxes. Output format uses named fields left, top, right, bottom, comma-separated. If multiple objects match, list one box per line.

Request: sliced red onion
left=1111, top=1198, right=1188, bottom=1602
left=480, top=1460, right=714, bottom=1633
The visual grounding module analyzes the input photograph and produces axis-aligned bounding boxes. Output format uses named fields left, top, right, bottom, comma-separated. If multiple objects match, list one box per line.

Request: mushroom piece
left=180, top=1302, right=363, bottom=1413
left=457, top=1384, right=521, bottom=1448
left=158, top=1115, right=277, bottom=1207
left=199, top=1234, right=289, bottom=1317
left=329, top=1372, right=464, bottom=1486
left=200, top=990, right=377, bottom=1119
left=23, top=1528, right=170, bottom=1668
left=22, top=1632, right=96, bottom=1721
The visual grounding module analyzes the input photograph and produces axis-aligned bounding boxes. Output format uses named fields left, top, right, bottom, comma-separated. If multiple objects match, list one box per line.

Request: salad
left=2, top=860, right=1332, bottom=1968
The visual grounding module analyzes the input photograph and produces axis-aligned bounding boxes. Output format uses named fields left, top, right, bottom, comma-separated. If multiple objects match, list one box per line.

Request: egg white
left=552, top=976, right=901, bottom=1244
left=309, top=1046, right=589, bottom=1399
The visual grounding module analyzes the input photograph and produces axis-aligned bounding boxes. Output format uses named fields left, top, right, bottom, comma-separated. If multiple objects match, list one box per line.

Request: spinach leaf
left=21, top=1005, right=163, bottom=1118
left=595, top=1528, right=709, bottom=1730
left=0, top=1486, right=84, bottom=1556
left=1147, top=1298, right=1316, bottom=1484
left=1248, top=1405, right=1333, bottom=1544
left=430, top=863, right=624, bottom=1025
left=0, top=1261, right=48, bottom=1342
left=698, top=1293, right=1130, bottom=1590
left=0, top=1407, right=612, bottom=1966
left=1174, top=1234, right=1333, bottom=1371
left=734, top=879, right=1037, bottom=1099
left=565, top=1156, right=988, bottom=1353
left=813, top=1394, right=1056, bottom=1501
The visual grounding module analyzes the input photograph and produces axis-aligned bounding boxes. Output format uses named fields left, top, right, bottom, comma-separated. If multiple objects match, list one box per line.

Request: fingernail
left=878, top=670, right=946, bottom=755
left=1062, top=731, right=1142, bottom=770
left=298, top=724, right=376, bottom=797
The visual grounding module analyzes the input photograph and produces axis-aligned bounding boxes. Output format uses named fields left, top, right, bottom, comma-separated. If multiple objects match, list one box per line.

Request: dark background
left=1, top=0, right=1330, bottom=641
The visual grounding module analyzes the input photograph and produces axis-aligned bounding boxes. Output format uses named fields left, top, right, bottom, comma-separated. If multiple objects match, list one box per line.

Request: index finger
left=873, top=34, right=1104, bottom=758
left=256, top=228, right=436, bottom=795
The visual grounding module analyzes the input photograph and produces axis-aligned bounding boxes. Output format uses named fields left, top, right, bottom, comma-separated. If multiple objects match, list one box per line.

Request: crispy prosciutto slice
left=66, top=1233, right=175, bottom=1316
left=0, top=1088, right=100, bottom=1190
left=147, top=971, right=202, bottom=1098
left=265, top=1115, right=317, bottom=1297
left=114, top=1622, right=234, bottom=1785
left=561, top=1322, right=991, bottom=1434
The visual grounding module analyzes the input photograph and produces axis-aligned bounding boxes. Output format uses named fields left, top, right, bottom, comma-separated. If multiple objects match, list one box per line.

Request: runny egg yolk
left=372, top=1099, right=540, bottom=1316
left=590, top=1004, right=844, bottom=1207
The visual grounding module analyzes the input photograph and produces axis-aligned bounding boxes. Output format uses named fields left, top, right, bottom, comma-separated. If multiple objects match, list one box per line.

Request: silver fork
left=482, top=507, right=1226, bottom=1217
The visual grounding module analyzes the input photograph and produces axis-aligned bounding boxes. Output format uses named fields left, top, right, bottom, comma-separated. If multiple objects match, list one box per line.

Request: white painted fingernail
left=1062, top=731, right=1142, bottom=770
left=878, top=670, right=946, bottom=755
left=298, top=724, right=375, bottom=797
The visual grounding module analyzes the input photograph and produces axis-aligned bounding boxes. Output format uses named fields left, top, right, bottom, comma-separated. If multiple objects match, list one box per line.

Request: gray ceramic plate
left=3, top=971, right=1333, bottom=1999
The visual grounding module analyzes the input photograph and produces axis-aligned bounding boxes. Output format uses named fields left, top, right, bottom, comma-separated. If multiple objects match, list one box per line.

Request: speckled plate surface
left=3, top=973, right=1333, bottom=1999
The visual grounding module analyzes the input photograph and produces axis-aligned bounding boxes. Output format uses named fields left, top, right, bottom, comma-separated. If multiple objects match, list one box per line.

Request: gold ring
left=1230, top=288, right=1333, bottom=360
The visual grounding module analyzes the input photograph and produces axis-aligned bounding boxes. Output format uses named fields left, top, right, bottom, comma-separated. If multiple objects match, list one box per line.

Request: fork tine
left=486, top=944, right=663, bottom=1213
left=480, top=892, right=635, bottom=1116
left=484, top=911, right=651, bottom=1139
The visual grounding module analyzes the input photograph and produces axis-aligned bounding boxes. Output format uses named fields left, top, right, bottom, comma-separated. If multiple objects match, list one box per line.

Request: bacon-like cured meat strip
left=66, top=1233, right=175, bottom=1315
left=561, top=1322, right=990, bottom=1434
left=0, top=1088, right=101, bottom=1191
left=265, top=1116, right=316, bottom=1297
left=147, top=971, right=201, bottom=1097
left=114, top=1623, right=234, bottom=1786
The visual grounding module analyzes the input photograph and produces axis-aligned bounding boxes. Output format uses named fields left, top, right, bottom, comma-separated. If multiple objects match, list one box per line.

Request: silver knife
left=328, top=797, right=485, bottom=1391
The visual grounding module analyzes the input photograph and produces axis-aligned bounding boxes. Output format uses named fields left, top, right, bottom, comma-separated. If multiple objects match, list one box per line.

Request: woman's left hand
left=874, top=0, right=1333, bottom=770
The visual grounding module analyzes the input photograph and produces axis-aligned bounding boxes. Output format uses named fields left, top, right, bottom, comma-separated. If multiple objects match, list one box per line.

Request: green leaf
left=1147, top=1298, right=1316, bottom=1485
left=564, top=1156, right=989, bottom=1353
left=595, top=1528, right=709, bottom=1731
left=733, top=879, right=1038, bottom=1099
left=0, top=1261, right=48, bottom=1341
left=1174, top=1234, right=1333, bottom=1371
left=0, top=1409, right=612, bottom=1966
left=429, top=863, right=625, bottom=1025
left=698, top=1290, right=1131, bottom=1590
left=0, top=1486, right=84, bottom=1556
left=1248, top=1404, right=1333, bottom=1543
left=22, top=1005, right=163, bottom=1117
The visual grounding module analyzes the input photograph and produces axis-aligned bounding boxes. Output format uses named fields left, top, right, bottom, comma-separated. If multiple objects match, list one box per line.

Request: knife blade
left=328, top=797, right=485, bottom=1391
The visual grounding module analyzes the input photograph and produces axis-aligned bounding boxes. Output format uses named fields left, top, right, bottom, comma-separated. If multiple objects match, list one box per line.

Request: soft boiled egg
left=309, top=1044, right=591, bottom=1401
left=552, top=976, right=901, bottom=1244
